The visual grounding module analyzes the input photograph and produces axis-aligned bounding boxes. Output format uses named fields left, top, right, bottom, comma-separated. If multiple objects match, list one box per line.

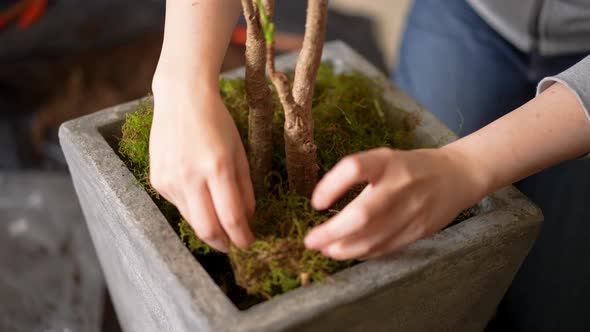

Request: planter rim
left=59, top=40, right=543, bottom=332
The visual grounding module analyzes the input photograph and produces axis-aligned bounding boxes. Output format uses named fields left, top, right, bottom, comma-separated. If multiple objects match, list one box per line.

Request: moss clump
left=119, top=63, right=468, bottom=307
left=119, top=100, right=153, bottom=194
left=229, top=236, right=353, bottom=299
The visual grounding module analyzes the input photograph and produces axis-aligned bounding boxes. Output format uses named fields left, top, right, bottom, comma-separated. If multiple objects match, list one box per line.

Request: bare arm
left=154, top=0, right=241, bottom=89
left=445, top=82, right=590, bottom=194
left=150, top=0, right=256, bottom=253
left=305, top=83, right=590, bottom=260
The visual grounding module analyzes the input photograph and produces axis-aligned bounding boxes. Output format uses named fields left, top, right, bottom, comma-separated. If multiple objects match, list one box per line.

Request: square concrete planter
left=59, top=41, right=543, bottom=332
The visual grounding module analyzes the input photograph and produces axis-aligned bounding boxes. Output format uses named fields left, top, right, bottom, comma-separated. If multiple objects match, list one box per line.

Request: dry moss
left=118, top=63, right=470, bottom=307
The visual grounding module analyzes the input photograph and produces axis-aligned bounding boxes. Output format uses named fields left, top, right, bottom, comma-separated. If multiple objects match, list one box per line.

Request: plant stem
left=242, top=0, right=274, bottom=196
left=258, top=0, right=327, bottom=197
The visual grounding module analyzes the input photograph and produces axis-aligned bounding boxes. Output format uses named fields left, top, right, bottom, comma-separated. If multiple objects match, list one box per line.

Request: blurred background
left=0, top=0, right=411, bottom=330
left=0, top=0, right=411, bottom=170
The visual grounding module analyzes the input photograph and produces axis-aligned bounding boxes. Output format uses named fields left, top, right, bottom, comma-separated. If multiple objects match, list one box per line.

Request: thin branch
left=256, top=0, right=322, bottom=197
left=260, top=0, right=296, bottom=113
left=292, top=0, right=328, bottom=110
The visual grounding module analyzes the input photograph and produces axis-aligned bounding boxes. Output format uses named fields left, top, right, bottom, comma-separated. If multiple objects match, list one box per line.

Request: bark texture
left=241, top=0, right=274, bottom=196
left=262, top=0, right=328, bottom=197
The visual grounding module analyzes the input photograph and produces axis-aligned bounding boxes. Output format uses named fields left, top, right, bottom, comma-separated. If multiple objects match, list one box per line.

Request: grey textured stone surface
left=0, top=172, right=104, bottom=331
left=59, top=41, right=543, bottom=332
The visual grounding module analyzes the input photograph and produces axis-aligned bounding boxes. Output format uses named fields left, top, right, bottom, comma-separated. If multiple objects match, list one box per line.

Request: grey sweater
left=467, top=0, right=590, bottom=119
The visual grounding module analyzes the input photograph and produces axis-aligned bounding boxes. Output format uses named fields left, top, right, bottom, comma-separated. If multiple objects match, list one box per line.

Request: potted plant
left=59, top=1, right=543, bottom=331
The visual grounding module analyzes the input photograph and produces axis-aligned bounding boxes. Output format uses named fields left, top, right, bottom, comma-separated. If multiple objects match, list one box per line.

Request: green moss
left=118, top=63, right=469, bottom=306
left=119, top=99, right=153, bottom=194
left=229, top=236, right=352, bottom=299
left=179, top=218, right=214, bottom=255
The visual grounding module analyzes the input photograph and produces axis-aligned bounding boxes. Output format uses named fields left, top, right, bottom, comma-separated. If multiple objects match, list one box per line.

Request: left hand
left=304, top=147, right=490, bottom=260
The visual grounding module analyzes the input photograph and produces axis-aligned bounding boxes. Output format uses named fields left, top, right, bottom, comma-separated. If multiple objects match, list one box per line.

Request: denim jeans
left=394, top=0, right=590, bottom=331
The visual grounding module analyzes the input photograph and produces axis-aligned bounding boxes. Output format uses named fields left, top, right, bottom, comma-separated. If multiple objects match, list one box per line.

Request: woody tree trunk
left=241, top=0, right=274, bottom=196
left=258, top=0, right=328, bottom=197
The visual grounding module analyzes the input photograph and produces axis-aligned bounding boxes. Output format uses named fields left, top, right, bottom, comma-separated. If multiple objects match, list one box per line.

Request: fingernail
left=211, top=239, right=229, bottom=253
left=321, top=245, right=333, bottom=257
left=304, top=233, right=319, bottom=249
left=311, top=194, right=325, bottom=210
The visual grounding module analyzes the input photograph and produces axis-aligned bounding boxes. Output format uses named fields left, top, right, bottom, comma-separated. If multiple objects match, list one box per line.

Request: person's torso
left=468, top=0, right=590, bottom=55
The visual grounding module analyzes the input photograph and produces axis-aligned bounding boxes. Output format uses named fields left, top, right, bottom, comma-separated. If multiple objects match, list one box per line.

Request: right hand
left=149, top=75, right=256, bottom=253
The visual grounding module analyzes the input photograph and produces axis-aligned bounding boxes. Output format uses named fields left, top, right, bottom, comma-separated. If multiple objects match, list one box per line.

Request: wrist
left=152, top=51, right=220, bottom=93
left=152, top=61, right=219, bottom=98
left=440, top=142, right=497, bottom=203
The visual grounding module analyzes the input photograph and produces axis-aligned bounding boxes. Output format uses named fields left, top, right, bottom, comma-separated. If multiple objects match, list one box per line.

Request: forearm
left=155, top=0, right=242, bottom=89
left=444, top=83, right=590, bottom=196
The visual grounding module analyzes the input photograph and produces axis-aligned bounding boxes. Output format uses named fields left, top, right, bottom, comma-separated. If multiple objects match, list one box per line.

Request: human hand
left=149, top=76, right=255, bottom=253
left=304, top=147, right=490, bottom=260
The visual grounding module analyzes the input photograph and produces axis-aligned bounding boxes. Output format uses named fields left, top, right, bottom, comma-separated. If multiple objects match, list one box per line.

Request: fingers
left=305, top=161, right=430, bottom=260
left=304, top=147, right=469, bottom=261
left=312, top=148, right=390, bottom=210
left=361, top=223, right=428, bottom=260
left=149, top=91, right=258, bottom=253
left=320, top=221, right=399, bottom=260
left=305, top=185, right=392, bottom=250
left=317, top=217, right=427, bottom=261
left=208, top=166, right=255, bottom=249
left=182, top=182, right=231, bottom=253
left=317, top=205, right=434, bottom=260
left=236, top=149, right=256, bottom=218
